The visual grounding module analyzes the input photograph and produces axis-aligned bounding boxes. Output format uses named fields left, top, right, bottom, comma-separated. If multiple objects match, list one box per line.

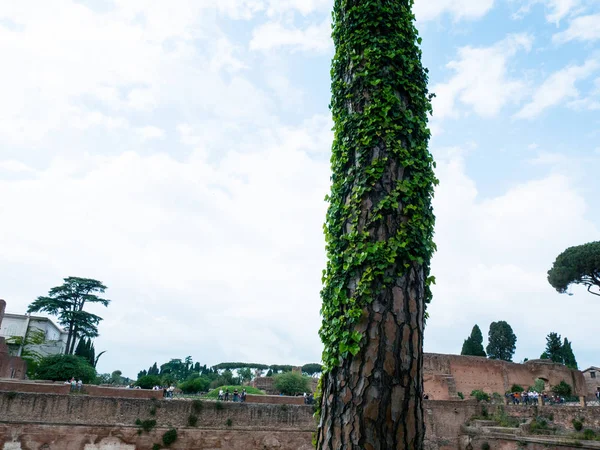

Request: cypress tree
left=561, top=338, right=578, bottom=369
left=461, top=325, right=486, bottom=357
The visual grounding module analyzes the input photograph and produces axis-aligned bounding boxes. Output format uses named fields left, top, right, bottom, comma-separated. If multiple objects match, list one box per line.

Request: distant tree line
left=460, top=321, right=578, bottom=368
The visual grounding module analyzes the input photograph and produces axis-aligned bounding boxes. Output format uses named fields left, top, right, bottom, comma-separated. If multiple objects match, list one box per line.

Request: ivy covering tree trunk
left=317, top=1, right=436, bottom=449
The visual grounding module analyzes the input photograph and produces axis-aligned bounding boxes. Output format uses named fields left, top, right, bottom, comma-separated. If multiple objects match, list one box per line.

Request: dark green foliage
left=318, top=0, right=436, bottom=372
left=178, top=376, right=210, bottom=394
left=548, top=241, right=600, bottom=297
left=152, top=445, right=161, bottom=450
left=162, top=428, right=177, bottom=446
left=149, top=406, right=156, bottom=416
left=545, top=332, right=563, bottom=363
left=461, top=325, right=487, bottom=357
left=529, top=417, right=550, bottom=434
left=481, top=443, right=490, bottom=450
left=486, top=321, right=517, bottom=361
left=573, top=419, right=583, bottom=431
left=139, top=419, right=157, bottom=433
left=457, top=392, right=464, bottom=400
left=215, top=401, right=224, bottom=411
left=274, top=371, right=310, bottom=396
left=562, top=338, right=578, bottom=369
left=301, top=363, right=323, bottom=376
left=540, top=334, right=580, bottom=369
left=213, top=362, right=270, bottom=371
left=187, top=414, right=198, bottom=427
left=226, top=418, right=232, bottom=427
left=492, top=407, right=520, bottom=428
left=27, top=277, right=110, bottom=355
left=531, top=379, right=545, bottom=393
left=35, top=354, right=96, bottom=383
left=192, top=400, right=203, bottom=413
left=511, top=384, right=524, bottom=393
left=471, top=390, right=490, bottom=402
left=583, top=429, right=596, bottom=440
left=135, top=375, right=161, bottom=389
left=74, top=338, right=103, bottom=368
left=148, top=363, right=160, bottom=376
left=551, top=380, right=572, bottom=397
left=6, top=391, right=17, bottom=400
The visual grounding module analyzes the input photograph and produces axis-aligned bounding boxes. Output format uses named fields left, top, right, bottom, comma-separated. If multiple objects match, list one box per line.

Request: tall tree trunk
left=64, top=315, right=75, bottom=355
left=317, top=271, right=426, bottom=449
left=317, top=1, right=435, bottom=449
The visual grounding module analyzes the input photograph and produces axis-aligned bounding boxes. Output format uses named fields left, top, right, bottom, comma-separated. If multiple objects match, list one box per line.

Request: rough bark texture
left=317, top=0, right=433, bottom=448
left=317, top=272, right=425, bottom=449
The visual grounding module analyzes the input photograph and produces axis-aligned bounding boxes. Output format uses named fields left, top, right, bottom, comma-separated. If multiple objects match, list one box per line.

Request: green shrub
left=152, top=445, right=161, bottom=450
left=457, top=392, right=464, bottom=400
left=178, top=376, right=211, bottom=394
left=274, top=371, right=311, bottom=396
left=226, top=418, right=232, bottom=427
left=583, top=429, right=596, bottom=440
left=573, top=419, right=583, bottom=432
left=551, top=380, right=572, bottom=397
left=493, top=407, right=520, bottom=428
left=471, top=390, right=490, bottom=402
left=187, top=414, right=198, bottom=427
left=511, top=384, right=524, bottom=393
left=162, top=428, right=177, bottom=446
left=135, top=375, right=161, bottom=390
left=481, top=443, right=490, bottom=450
left=138, top=419, right=157, bottom=433
left=34, top=354, right=96, bottom=383
left=215, top=401, right=224, bottom=411
left=6, top=391, right=17, bottom=400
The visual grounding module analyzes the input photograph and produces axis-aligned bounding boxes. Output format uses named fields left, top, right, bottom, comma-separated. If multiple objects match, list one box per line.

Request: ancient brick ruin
left=0, top=300, right=27, bottom=380
left=424, top=353, right=587, bottom=400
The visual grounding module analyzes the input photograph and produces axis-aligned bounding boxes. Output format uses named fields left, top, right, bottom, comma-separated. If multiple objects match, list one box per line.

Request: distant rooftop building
left=0, top=311, right=68, bottom=358
left=582, top=366, right=600, bottom=399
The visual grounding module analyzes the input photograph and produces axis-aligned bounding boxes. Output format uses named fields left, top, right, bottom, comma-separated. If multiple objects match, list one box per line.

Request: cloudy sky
left=1, top=0, right=599, bottom=378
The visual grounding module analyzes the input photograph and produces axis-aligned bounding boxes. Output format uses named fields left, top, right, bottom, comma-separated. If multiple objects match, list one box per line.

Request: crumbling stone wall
left=424, top=354, right=586, bottom=400
left=0, top=391, right=315, bottom=450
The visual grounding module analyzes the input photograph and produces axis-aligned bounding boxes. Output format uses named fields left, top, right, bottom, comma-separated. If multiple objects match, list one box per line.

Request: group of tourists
left=65, top=377, right=83, bottom=391
left=507, top=390, right=568, bottom=405
left=152, top=385, right=176, bottom=398
left=303, top=392, right=315, bottom=405
left=218, top=388, right=247, bottom=402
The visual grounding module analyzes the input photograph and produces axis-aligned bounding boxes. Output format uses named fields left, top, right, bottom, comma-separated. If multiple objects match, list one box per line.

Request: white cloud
left=265, top=0, right=331, bottom=16
left=136, top=126, right=166, bottom=141
left=432, top=34, right=532, bottom=119
left=0, top=115, right=332, bottom=375
left=513, top=0, right=580, bottom=25
left=250, top=20, right=331, bottom=52
left=515, top=59, right=600, bottom=119
left=426, top=149, right=599, bottom=364
left=414, top=0, right=495, bottom=21
left=553, top=13, right=600, bottom=43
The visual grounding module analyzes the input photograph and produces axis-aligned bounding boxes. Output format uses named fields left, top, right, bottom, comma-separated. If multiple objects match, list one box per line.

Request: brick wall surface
left=245, top=394, right=305, bottom=405
left=424, top=354, right=587, bottom=400
left=0, top=391, right=316, bottom=430
left=0, top=381, right=69, bottom=395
